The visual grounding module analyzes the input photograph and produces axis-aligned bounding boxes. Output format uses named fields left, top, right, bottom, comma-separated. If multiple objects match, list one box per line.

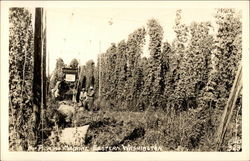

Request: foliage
left=141, top=19, right=164, bottom=110
left=9, top=8, right=35, bottom=150
left=97, top=28, right=146, bottom=110
left=213, top=8, right=242, bottom=109
left=124, top=28, right=146, bottom=110
left=175, top=21, right=214, bottom=111
left=50, top=58, right=65, bottom=90
left=92, top=9, right=241, bottom=151
left=114, top=40, right=128, bottom=109
left=78, top=65, right=87, bottom=89
left=85, top=60, right=95, bottom=90
left=69, top=58, right=79, bottom=69
left=161, top=42, right=173, bottom=109
left=9, top=8, right=242, bottom=152
left=94, top=56, right=100, bottom=97
left=169, top=9, right=190, bottom=110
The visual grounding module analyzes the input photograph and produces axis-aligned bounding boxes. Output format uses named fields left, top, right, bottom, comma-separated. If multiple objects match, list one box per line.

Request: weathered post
left=42, top=10, right=47, bottom=110
left=32, top=7, right=46, bottom=147
left=215, top=63, right=242, bottom=150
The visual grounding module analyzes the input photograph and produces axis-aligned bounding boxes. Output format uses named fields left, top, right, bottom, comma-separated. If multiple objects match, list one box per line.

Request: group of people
left=79, top=86, right=95, bottom=111
left=51, top=81, right=95, bottom=110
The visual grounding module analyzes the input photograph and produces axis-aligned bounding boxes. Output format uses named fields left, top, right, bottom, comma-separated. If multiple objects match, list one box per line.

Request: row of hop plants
left=9, top=8, right=242, bottom=151
left=9, top=8, right=36, bottom=151
left=92, top=9, right=242, bottom=151
left=95, top=9, right=241, bottom=112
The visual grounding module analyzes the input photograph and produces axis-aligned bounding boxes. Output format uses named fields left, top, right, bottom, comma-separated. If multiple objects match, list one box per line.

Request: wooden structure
left=62, top=67, right=79, bottom=101
left=62, top=67, right=78, bottom=82
left=33, top=8, right=47, bottom=146
left=215, top=63, right=242, bottom=150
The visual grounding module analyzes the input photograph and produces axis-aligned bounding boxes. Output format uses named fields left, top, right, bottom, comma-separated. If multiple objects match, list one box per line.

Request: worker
left=72, top=88, right=77, bottom=103
left=51, top=81, right=61, bottom=98
left=87, top=86, right=95, bottom=111
left=79, top=88, right=87, bottom=108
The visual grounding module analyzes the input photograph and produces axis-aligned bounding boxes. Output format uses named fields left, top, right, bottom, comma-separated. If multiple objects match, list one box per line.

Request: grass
left=70, top=107, right=219, bottom=151
left=37, top=98, right=242, bottom=152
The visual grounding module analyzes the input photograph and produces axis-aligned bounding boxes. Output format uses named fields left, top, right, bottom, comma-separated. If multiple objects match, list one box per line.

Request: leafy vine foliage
left=92, top=9, right=242, bottom=150
left=69, top=58, right=79, bottom=69
left=94, top=9, right=242, bottom=114
left=213, top=9, right=242, bottom=110
left=9, top=8, right=35, bottom=150
left=50, top=58, right=65, bottom=90
left=9, top=8, right=242, bottom=151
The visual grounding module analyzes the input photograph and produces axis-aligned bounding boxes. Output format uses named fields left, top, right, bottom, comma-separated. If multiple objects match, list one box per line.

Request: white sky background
left=46, top=8, right=216, bottom=74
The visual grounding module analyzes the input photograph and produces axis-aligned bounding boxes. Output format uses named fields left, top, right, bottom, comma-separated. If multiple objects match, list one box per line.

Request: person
left=51, top=81, right=61, bottom=98
left=72, top=88, right=77, bottom=103
left=87, top=86, right=95, bottom=111
left=79, top=88, right=87, bottom=108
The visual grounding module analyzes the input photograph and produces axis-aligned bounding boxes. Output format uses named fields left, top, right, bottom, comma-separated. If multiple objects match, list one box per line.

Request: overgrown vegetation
left=9, top=8, right=35, bottom=151
left=9, top=8, right=242, bottom=152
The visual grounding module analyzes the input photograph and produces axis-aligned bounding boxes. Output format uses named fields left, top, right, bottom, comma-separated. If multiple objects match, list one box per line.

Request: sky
left=46, top=7, right=216, bottom=74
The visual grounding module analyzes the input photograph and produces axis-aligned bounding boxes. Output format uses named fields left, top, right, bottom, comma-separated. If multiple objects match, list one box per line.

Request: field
left=38, top=99, right=241, bottom=152
left=8, top=7, right=243, bottom=152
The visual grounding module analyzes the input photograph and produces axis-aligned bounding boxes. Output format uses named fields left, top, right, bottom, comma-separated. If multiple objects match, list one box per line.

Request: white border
left=1, top=1, right=249, bottom=161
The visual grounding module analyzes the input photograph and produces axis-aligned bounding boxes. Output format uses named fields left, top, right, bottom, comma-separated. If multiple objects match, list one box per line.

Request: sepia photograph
left=1, top=1, right=250, bottom=161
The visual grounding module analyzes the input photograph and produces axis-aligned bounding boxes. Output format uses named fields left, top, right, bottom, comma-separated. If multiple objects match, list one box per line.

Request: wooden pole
left=42, top=9, right=47, bottom=109
left=215, top=63, right=242, bottom=150
left=41, top=9, right=47, bottom=147
left=33, top=7, right=46, bottom=147
left=33, top=8, right=43, bottom=146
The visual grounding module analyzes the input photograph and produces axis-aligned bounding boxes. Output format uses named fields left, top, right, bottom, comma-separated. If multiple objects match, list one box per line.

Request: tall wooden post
left=42, top=10, right=47, bottom=109
left=33, top=8, right=46, bottom=147
left=215, top=63, right=242, bottom=150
